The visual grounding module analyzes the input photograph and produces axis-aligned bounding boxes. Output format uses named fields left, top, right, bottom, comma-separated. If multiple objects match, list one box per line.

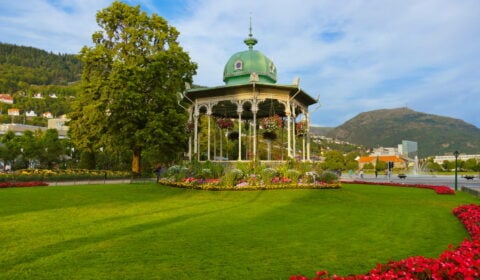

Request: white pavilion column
left=286, top=102, right=292, bottom=158
left=291, top=104, right=297, bottom=160
left=187, top=107, right=193, bottom=161
left=193, top=107, right=200, bottom=161
left=252, top=102, right=258, bottom=161
left=206, top=107, right=212, bottom=161
left=237, top=109, right=243, bottom=161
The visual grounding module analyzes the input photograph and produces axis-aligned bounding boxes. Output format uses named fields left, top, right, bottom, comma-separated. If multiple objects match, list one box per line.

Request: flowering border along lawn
left=0, top=181, right=49, bottom=188
left=291, top=203, right=480, bottom=280
left=341, top=180, right=455, bottom=195
left=158, top=178, right=341, bottom=191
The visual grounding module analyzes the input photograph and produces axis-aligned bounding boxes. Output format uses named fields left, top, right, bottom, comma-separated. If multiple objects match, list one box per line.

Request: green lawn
left=0, top=183, right=478, bottom=279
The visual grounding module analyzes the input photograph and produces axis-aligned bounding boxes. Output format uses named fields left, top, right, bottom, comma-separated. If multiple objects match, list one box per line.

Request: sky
left=1, top=0, right=479, bottom=128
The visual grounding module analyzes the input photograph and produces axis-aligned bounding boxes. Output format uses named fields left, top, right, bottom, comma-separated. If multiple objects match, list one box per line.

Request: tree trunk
left=132, top=149, right=141, bottom=176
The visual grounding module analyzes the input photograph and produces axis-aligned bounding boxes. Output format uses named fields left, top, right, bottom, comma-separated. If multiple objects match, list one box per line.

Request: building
left=25, top=110, right=37, bottom=117
left=357, top=155, right=408, bottom=170
left=7, top=108, right=20, bottom=116
left=182, top=27, right=317, bottom=162
left=433, top=154, right=480, bottom=164
left=398, top=140, right=418, bottom=159
left=47, top=115, right=70, bottom=138
left=0, top=123, right=47, bottom=136
left=42, top=112, right=53, bottom=119
left=0, top=94, right=14, bottom=104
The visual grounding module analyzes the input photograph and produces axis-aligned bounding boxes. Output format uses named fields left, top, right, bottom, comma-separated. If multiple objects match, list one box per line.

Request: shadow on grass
left=0, top=183, right=185, bottom=218
left=0, top=187, right=268, bottom=276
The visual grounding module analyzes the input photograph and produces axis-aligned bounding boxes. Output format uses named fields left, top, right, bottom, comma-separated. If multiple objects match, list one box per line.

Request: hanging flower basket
left=185, top=122, right=194, bottom=133
left=296, top=121, right=307, bottom=136
left=216, top=118, right=234, bottom=129
left=261, top=115, right=283, bottom=132
left=262, top=131, right=277, bottom=140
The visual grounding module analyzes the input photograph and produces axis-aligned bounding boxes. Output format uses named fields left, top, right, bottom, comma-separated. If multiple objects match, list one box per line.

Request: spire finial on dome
left=244, top=14, right=257, bottom=49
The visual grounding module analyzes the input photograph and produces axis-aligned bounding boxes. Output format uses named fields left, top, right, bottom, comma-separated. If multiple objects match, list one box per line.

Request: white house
left=25, top=110, right=37, bottom=117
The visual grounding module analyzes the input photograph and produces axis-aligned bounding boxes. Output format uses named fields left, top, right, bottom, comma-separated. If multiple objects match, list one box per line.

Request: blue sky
left=1, top=0, right=479, bottom=129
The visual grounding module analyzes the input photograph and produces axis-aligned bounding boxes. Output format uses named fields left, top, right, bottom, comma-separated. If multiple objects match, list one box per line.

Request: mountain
left=0, top=43, right=82, bottom=92
left=326, top=107, right=480, bottom=157
left=310, top=125, right=334, bottom=136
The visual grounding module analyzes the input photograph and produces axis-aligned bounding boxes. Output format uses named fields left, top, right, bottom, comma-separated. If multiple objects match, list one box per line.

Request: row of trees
left=0, top=129, right=136, bottom=172
left=424, top=158, right=480, bottom=172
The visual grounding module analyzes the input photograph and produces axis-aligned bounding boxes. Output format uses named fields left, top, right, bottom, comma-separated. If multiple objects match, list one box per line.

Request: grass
left=0, top=183, right=478, bottom=279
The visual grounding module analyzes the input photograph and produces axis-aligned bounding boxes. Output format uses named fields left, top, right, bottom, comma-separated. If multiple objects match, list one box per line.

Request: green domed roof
left=223, top=31, right=277, bottom=85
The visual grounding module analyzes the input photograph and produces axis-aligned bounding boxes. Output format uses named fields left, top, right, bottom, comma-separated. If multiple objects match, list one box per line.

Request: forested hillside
left=0, top=43, right=82, bottom=92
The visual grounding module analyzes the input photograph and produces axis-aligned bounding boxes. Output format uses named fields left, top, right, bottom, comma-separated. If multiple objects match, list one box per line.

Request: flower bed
left=290, top=204, right=480, bottom=280
left=342, top=180, right=455, bottom=195
left=0, top=181, right=49, bottom=188
left=158, top=178, right=341, bottom=191
left=1, top=169, right=132, bottom=182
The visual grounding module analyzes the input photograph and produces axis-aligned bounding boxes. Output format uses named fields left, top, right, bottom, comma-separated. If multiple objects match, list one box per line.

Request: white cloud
left=1, top=0, right=479, bottom=128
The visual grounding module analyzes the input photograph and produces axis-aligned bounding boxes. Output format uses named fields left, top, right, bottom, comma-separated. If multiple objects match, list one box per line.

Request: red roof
left=358, top=155, right=405, bottom=163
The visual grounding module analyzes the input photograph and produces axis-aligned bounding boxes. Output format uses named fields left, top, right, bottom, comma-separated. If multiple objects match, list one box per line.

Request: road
left=341, top=173, right=480, bottom=189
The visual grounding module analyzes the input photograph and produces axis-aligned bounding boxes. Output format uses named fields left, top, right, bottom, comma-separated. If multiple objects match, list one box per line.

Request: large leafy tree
left=69, top=1, right=197, bottom=174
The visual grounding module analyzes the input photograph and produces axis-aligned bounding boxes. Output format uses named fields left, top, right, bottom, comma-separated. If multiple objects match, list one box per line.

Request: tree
left=322, top=150, right=345, bottom=171
left=41, top=129, right=64, bottom=168
left=69, top=1, right=197, bottom=175
left=19, top=130, right=41, bottom=169
left=0, top=131, right=22, bottom=171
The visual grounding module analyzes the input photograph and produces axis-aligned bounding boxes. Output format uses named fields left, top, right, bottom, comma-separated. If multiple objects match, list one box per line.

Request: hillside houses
left=0, top=94, right=14, bottom=104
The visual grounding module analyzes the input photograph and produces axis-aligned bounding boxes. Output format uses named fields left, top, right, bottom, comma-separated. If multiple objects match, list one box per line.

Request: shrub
left=285, top=169, right=301, bottom=184
left=166, top=165, right=189, bottom=182
left=261, top=168, right=278, bottom=185
left=317, top=171, right=339, bottom=183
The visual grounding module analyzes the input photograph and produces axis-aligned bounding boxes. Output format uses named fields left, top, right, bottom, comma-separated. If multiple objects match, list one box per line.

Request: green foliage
left=221, top=169, right=244, bottom=187
left=261, top=167, right=278, bottom=185
left=318, top=171, right=339, bottom=183
left=69, top=1, right=197, bottom=174
left=285, top=169, right=301, bottom=184
left=375, top=160, right=387, bottom=171
left=0, top=43, right=82, bottom=93
left=165, top=165, right=189, bottom=182
left=78, top=150, right=96, bottom=169
left=322, top=150, right=345, bottom=170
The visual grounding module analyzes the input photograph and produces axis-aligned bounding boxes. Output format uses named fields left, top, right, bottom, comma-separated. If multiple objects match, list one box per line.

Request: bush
left=318, top=171, right=339, bottom=183
left=166, top=165, right=189, bottom=182
left=285, top=169, right=301, bottom=184
left=261, top=168, right=278, bottom=185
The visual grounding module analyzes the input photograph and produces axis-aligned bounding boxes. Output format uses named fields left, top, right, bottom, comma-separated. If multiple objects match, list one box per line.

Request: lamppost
left=453, top=150, right=459, bottom=191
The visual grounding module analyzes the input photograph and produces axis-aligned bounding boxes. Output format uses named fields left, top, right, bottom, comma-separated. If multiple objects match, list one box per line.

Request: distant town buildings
left=0, top=94, right=14, bottom=104
left=7, top=108, right=20, bottom=116
left=433, top=154, right=480, bottom=164
left=399, top=140, right=418, bottom=158
left=357, top=155, right=407, bottom=169
left=0, top=116, right=69, bottom=138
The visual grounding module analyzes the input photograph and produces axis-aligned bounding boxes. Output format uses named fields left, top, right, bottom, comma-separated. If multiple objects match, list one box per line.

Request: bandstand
left=182, top=29, right=317, bottom=162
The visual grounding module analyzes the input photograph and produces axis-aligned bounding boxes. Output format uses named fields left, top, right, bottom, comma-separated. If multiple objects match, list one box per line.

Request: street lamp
left=453, top=150, right=459, bottom=191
